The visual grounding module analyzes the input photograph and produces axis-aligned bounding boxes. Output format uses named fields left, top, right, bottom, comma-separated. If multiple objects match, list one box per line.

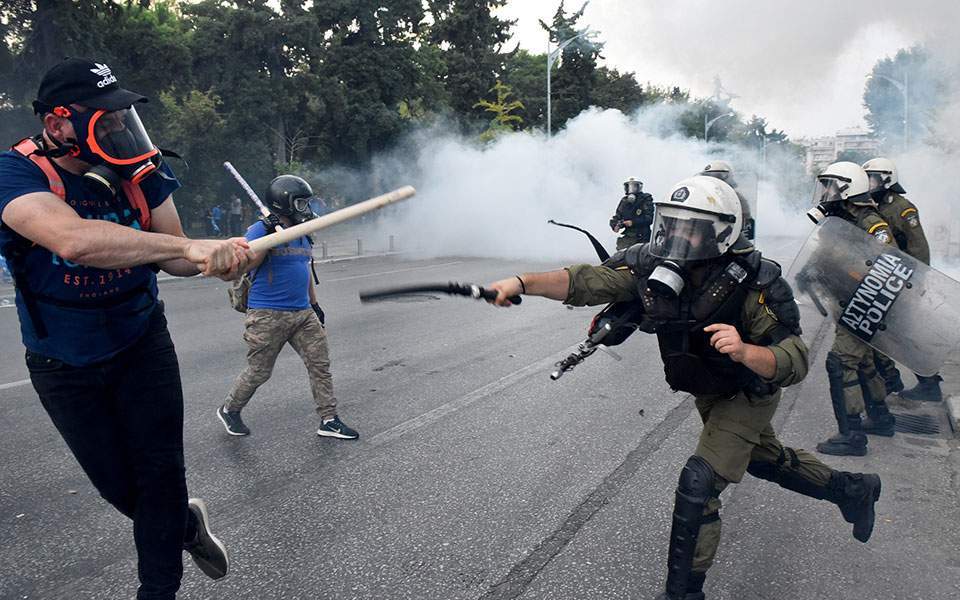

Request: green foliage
left=474, top=80, right=523, bottom=142
left=0, top=0, right=799, bottom=226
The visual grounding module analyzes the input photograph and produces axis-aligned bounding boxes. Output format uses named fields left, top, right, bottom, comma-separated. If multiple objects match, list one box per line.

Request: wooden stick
left=247, top=186, right=416, bottom=253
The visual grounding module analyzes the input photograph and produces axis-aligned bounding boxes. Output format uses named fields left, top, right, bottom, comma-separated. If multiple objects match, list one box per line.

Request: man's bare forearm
left=63, top=220, right=191, bottom=269
left=741, top=344, right=777, bottom=380
left=518, top=270, right=570, bottom=301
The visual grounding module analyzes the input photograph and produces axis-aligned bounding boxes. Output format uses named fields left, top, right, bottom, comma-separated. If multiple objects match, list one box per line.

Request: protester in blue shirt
left=0, top=58, right=253, bottom=600
left=218, top=175, right=358, bottom=440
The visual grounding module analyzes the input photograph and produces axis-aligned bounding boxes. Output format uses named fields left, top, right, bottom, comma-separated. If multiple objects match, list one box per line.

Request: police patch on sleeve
left=906, top=213, right=920, bottom=228
left=873, top=228, right=891, bottom=243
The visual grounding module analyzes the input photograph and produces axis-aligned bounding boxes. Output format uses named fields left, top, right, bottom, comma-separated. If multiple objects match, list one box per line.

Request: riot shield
left=787, top=216, right=960, bottom=376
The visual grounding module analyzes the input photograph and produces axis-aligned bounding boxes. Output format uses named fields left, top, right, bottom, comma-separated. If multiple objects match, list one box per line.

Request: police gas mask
left=647, top=177, right=743, bottom=298
left=807, top=177, right=848, bottom=223
left=808, top=162, right=873, bottom=224
left=49, top=105, right=162, bottom=195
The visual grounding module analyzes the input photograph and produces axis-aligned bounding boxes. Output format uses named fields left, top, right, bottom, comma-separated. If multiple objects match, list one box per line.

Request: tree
left=502, top=48, right=546, bottom=131
left=863, top=46, right=944, bottom=150
left=540, top=1, right=604, bottom=130
left=591, top=66, right=643, bottom=116
left=426, top=0, right=514, bottom=125
left=474, top=80, right=523, bottom=142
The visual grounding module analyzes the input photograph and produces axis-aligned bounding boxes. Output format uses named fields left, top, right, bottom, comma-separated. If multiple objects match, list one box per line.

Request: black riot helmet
left=265, top=175, right=316, bottom=224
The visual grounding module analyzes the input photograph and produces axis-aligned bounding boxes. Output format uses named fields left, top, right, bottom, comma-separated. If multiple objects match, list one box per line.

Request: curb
left=947, top=396, right=960, bottom=434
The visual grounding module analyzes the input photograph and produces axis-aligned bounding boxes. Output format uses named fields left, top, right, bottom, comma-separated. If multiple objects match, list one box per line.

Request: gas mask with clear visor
left=624, top=178, right=642, bottom=195
left=59, top=105, right=161, bottom=196
left=646, top=176, right=742, bottom=299
left=807, top=176, right=848, bottom=223
left=648, top=211, right=736, bottom=297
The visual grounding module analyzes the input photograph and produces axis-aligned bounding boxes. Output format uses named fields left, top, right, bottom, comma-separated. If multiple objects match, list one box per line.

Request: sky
left=495, top=0, right=958, bottom=139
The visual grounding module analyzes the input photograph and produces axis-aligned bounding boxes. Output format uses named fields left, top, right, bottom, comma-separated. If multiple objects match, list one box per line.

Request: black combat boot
left=817, top=415, right=867, bottom=457
left=900, top=374, right=943, bottom=402
left=827, top=471, right=882, bottom=542
left=654, top=571, right=706, bottom=599
left=862, top=402, right=896, bottom=437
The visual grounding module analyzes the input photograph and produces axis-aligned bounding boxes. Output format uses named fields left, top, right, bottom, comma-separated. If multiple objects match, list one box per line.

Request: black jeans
left=26, top=304, right=196, bottom=600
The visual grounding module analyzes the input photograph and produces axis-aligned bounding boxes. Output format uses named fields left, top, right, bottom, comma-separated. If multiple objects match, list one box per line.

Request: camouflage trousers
left=691, top=390, right=834, bottom=573
left=225, top=308, right=336, bottom=419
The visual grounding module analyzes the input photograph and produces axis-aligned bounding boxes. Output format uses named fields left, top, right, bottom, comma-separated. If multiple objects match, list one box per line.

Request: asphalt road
left=1, top=243, right=958, bottom=600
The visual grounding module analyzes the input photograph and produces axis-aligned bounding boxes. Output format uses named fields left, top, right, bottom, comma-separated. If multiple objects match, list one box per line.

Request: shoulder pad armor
left=623, top=242, right=657, bottom=276
left=752, top=257, right=782, bottom=289
left=761, top=276, right=802, bottom=336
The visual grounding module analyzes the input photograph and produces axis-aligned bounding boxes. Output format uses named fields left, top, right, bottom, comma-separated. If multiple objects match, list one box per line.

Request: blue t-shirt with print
left=0, top=149, right=180, bottom=366
left=245, top=220, right=312, bottom=311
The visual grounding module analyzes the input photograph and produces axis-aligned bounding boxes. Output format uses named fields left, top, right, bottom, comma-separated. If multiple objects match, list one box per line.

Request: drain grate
left=891, top=412, right=940, bottom=435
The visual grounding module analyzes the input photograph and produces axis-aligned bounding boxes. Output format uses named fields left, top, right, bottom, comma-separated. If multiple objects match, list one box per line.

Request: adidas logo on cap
left=90, top=63, right=118, bottom=88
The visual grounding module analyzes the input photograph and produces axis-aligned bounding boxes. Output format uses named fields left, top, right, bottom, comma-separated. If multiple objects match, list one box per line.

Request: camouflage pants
left=615, top=233, right=642, bottom=250
left=691, top=390, right=834, bottom=573
left=830, top=326, right=887, bottom=416
left=225, top=308, right=336, bottom=419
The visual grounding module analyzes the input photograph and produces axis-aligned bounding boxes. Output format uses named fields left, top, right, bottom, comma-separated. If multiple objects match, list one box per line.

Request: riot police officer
left=700, top=161, right=755, bottom=240
left=862, top=157, right=941, bottom=402
left=808, top=162, right=897, bottom=453
left=486, top=176, right=881, bottom=600
left=610, top=177, right=654, bottom=249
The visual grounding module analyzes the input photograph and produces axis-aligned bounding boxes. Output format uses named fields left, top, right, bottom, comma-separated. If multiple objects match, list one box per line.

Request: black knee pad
left=825, top=352, right=844, bottom=380
left=677, top=455, right=716, bottom=502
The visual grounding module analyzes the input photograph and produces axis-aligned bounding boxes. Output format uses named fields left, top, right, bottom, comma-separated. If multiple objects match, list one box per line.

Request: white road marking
left=368, top=348, right=569, bottom=448
left=324, top=261, right=464, bottom=283
left=0, top=378, right=31, bottom=390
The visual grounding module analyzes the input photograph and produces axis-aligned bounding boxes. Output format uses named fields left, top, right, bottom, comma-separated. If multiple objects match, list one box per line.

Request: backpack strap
left=12, top=136, right=151, bottom=231
left=12, top=137, right=66, bottom=200
left=120, top=180, right=151, bottom=231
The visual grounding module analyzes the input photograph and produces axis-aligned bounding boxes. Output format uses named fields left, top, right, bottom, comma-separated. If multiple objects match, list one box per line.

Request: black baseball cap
left=33, top=57, right=147, bottom=114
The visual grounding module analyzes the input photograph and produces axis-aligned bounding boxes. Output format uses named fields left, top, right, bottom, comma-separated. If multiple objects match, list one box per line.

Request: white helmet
left=813, top=161, right=873, bottom=207
left=650, top=175, right=742, bottom=262
left=700, top=160, right=733, bottom=179
left=623, top=177, right=643, bottom=195
left=862, top=157, right=906, bottom=194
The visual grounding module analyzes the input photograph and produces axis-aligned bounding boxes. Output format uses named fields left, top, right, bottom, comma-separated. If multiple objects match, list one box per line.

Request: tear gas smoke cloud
left=317, top=105, right=809, bottom=264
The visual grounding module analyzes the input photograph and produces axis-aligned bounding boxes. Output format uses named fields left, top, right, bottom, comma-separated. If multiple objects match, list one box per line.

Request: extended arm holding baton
left=360, top=282, right=522, bottom=305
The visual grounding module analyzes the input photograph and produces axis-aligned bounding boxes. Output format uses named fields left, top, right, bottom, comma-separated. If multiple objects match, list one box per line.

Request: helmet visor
left=625, top=180, right=642, bottom=194
left=86, top=106, right=158, bottom=165
left=650, top=209, right=727, bottom=262
left=866, top=172, right=886, bottom=192
left=812, top=177, right=847, bottom=205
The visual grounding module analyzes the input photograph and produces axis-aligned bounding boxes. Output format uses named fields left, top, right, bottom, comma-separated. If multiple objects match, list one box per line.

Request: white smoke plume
left=318, top=105, right=808, bottom=263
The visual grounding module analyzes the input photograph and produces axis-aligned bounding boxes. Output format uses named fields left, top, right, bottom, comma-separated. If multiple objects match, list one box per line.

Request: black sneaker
left=184, top=498, right=229, bottom=580
left=317, top=415, right=359, bottom=440
left=217, top=405, right=250, bottom=436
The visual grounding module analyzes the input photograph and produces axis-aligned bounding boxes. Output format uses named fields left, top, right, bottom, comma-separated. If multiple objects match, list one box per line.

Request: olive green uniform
left=829, top=206, right=893, bottom=419
left=872, top=191, right=941, bottom=399
left=564, top=263, right=833, bottom=574
left=875, top=192, right=930, bottom=265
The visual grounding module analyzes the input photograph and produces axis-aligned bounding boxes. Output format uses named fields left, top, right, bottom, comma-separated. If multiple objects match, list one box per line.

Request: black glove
left=262, top=213, right=282, bottom=233
left=311, top=302, right=326, bottom=325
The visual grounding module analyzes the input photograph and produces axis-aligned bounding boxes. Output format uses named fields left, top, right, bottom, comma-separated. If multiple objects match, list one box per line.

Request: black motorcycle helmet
left=265, top=175, right=316, bottom=224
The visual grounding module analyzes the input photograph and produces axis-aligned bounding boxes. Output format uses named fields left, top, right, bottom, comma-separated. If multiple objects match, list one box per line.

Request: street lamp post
left=546, top=30, right=594, bottom=137
left=873, top=72, right=909, bottom=149
left=704, top=111, right=735, bottom=142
